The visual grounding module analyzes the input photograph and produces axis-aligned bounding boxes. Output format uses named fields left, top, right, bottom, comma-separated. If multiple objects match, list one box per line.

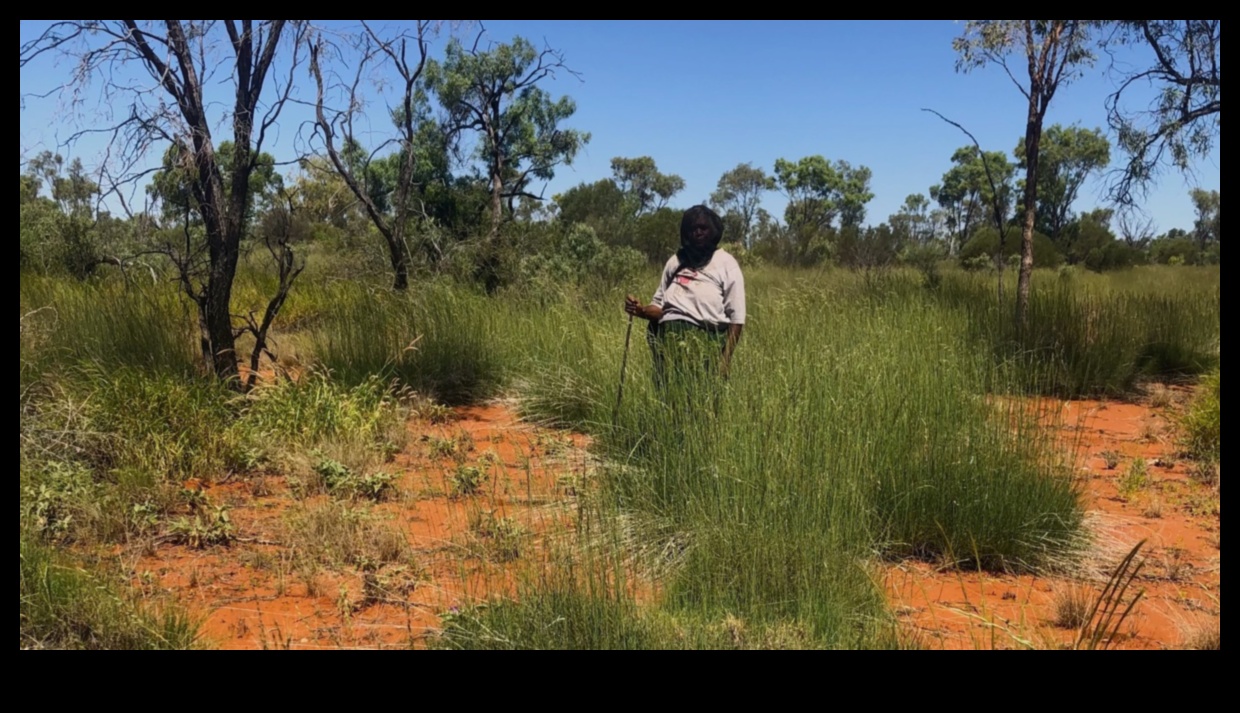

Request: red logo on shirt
left=674, top=269, right=697, bottom=286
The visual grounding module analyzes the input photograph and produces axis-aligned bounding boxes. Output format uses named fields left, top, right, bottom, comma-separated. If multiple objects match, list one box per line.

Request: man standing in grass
left=624, top=205, right=745, bottom=394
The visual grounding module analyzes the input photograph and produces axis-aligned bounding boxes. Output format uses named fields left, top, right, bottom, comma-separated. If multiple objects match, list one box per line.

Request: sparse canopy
left=1013, top=124, right=1110, bottom=243
left=1103, top=21, right=1220, bottom=206
left=609, top=156, right=685, bottom=214
left=20, top=20, right=305, bottom=383
left=709, top=163, right=774, bottom=250
left=427, top=35, right=590, bottom=244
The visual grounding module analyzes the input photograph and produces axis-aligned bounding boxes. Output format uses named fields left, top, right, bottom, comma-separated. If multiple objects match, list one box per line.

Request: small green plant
left=449, top=465, right=487, bottom=498
left=314, top=457, right=353, bottom=490
left=23, top=461, right=93, bottom=541
left=374, top=439, right=401, bottom=463
left=471, top=511, right=526, bottom=562
left=426, top=436, right=458, bottom=459
left=356, top=471, right=398, bottom=500
left=1100, top=450, right=1121, bottom=470
left=168, top=504, right=235, bottom=549
left=1118, top=458, right=1149, bottom=500
left=313, top=457, right=397, bottom=501
left=1179, top=369, right=1220, bottom=463
left=129, top=500, right=162, bottom=535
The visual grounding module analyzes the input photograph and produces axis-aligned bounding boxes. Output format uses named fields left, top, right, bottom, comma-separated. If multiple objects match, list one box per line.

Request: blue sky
left=20, top=20, right=1220, bottom=234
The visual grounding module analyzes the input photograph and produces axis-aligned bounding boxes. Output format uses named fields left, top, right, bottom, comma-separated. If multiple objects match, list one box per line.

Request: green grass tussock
left=20, top=535, right=199, bottom=650
left=1180, top=369, right=1220, bottom=464
left=17, top=261, right=1218, bottom=649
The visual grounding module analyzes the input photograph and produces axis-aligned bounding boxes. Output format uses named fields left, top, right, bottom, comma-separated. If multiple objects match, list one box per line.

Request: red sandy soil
left=126, top=403, right=592, bottom=649
left=117, top=386, right=1218, bottom=650
left=884, top=385, right=1221, bottom=649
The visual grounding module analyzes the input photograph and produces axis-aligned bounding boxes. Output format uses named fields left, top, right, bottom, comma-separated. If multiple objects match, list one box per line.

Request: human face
left=687, top=217, right=714, bottom=249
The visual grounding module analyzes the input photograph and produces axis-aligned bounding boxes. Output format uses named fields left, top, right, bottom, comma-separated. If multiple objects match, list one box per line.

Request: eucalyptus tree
left=21, top=20, right=306, bottom=383
left=955, top=20, right=1097, bottom=325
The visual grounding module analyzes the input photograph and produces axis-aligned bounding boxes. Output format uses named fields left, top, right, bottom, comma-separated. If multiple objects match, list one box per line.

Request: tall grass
left=309, top=280, right=511, bottom=404
left=19, top=262, right=1218, bottom=649
left=448, top=275, right=1086, bottom=648
left=20, top=276, right=196, bottom=388
left=938, top=267, right=1219, bottom=396
left=20, top=535, right=200, bottom=650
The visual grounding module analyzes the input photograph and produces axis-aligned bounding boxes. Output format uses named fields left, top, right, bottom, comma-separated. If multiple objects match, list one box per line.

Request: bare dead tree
left=307, top=22, right=436, bottom=291
left=21, top=20, right=305, bottom=385
left=1116, top=208, right=1156, bottom=248
left=240, top=194, right=306, bottom=391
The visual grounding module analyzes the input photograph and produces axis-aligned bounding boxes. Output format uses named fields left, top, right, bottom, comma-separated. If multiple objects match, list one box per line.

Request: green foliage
left=554, top=178, right=627, bottom=226
left=1179, top=369, right=1220, bottom=463
left=311, top=281, right=508, bottom=404
left=519, top=224, right=646, bottom=294
left=437, top=587, right=661, bottom=650
left=52, top=367, right=247, bottom=482
left=449, top=465, right=488, bottom=498
left=1014, top=124, right=1111, bottom=241
left=1104, top=21, right=1219, bottom=205
left=244, top=372, right=399, bottom=448
left=20, top=535, right=199, bottom=650
left=168, top=503, right=235, bottom=549
left=935, top=145, right=1016, bottom=254
left=1189, top=188, right=1220, bottom=251
left=1063, top=210, right=1141, bottom=271
left=19, top=152, right=119, bottom=278
left=1149, top=234, right=1202, bottom=265
left=609, top=156, right=685, bottom=214
left=426, top=36, right=590, bottom=230
left=939, top=268, right=1219, bottom=395
left=770, top=156, right=873, bottom=265
left=18, top=253, right=1220, bottom=649
left=710, top=163, right=775, bottom=250
left=959, top=226, right=1063, bottom=269
left=313, top=457, right=398, bottom=501
left=20, top=277, right=196, bottom=386
left=1118, top=458, right=1149, bottom=500
left=148, top=141, right=283, bottom=229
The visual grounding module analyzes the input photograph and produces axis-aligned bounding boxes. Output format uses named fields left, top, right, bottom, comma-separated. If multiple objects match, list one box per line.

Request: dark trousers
left=647, top=320, right=727, bottom=415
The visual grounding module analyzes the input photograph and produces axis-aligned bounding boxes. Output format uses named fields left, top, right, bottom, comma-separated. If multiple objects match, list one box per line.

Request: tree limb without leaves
left=20, top=20, right=307, bottom=385
left=923, top=109, right=1017, bottom=303
left=307, top=21, right=437, bottom=291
